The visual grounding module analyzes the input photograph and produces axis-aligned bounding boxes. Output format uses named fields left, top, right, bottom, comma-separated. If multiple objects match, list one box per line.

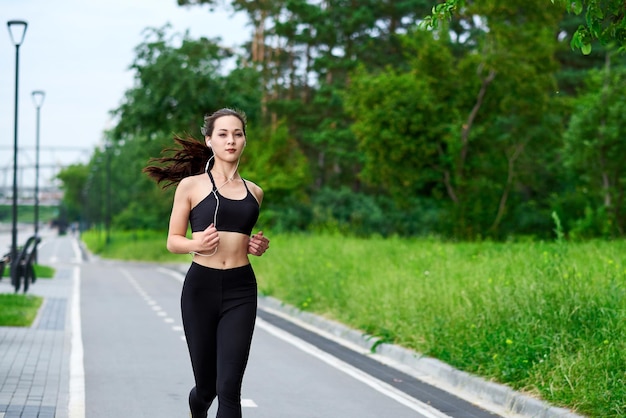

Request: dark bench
left=2, top=236, right=42, bottom=293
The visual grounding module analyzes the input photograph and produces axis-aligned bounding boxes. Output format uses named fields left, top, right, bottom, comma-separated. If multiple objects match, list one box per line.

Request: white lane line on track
left=256, top=317, right=450, bottom=418
left=120, top=268, right=179, bottom=329
left=120, top=268, right=199, bottom=356
left=157, top=266, right=185, bottom=284
left=69, top=266, right=85, bottom=418
left=71, top=237, right=83, bottom=264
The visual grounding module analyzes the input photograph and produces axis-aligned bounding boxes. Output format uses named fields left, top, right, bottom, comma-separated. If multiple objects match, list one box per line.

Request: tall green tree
left=286, top=0, right=435, bottom=189
left=96, top=26, right=264, bottom=229
left=56, top=163, right=89, bottom=223
left=111, top=24, right=259, bottom=142
left=81, top=25, right=310, bottom=230
left=563, top=61, right=626, bottom=236
left=346, top=0, right=564, bottom=237
left=177, top=0, right=435, bottom=189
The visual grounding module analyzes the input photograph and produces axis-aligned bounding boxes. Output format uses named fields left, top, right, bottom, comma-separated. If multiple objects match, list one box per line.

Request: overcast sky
left=1, top=0, right=249, bottom=189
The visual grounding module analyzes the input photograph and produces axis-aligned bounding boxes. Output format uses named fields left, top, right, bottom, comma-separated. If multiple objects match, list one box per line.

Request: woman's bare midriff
left=191, top=230, right=251, bottom=269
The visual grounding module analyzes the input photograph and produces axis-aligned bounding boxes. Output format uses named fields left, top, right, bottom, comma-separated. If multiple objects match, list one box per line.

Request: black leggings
left=181, top=262, right=257, bottom=418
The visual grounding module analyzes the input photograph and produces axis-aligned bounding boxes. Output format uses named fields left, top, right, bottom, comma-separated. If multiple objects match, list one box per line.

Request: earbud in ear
left=207, top=141, right=212, bottom=148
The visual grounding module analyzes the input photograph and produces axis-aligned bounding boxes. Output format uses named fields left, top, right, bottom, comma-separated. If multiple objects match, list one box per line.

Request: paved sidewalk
left=0, top=266, right=73, bottom=418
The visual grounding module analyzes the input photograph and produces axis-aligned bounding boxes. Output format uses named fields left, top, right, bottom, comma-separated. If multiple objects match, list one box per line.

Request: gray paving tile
left=0, top=266, right=72, bottom=418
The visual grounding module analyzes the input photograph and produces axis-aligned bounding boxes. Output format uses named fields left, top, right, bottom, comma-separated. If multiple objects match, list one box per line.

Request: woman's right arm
left=166, top=178, right=220, bottom=255
left=166, top=178, right=195, bottom=254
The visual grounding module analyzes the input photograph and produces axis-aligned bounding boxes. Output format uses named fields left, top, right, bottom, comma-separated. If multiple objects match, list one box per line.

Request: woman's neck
left=211, top=162, right=239, bottom=181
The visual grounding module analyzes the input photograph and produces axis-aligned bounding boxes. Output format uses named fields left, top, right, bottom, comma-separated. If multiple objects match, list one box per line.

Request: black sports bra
left=189, top=172, right=260, bottom=236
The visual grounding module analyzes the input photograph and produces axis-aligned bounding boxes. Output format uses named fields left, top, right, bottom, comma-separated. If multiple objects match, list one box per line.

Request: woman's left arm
left=247, top=181, right=268, bottom=256
left=248, top=231, right=270, bottom=256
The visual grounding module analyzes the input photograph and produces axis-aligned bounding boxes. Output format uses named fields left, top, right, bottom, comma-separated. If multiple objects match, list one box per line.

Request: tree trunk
left=457, top=68, right=496, bottom=183
left=489, top=142, right=525, bottom=233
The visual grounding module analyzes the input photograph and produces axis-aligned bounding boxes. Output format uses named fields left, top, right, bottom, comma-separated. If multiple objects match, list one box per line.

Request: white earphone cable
left=190, top=154, right=241, bottom=257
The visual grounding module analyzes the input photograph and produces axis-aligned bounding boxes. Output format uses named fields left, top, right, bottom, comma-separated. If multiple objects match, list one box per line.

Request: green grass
left=0, top=263, right=54, bottom=328
left=0, top=204, right=58, bottom=224
left=0, top=293, right=43, bottom=326
left=82, top=229, right=626, bottom=417
left=2, top=264, right=56, bottom=278
left=34, top=264, right=55, bottom=278
left=81, top=229, right=189, bottom=264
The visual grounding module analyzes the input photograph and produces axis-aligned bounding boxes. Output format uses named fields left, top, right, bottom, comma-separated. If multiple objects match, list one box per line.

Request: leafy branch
left=420, top=0, right=626, bottom=54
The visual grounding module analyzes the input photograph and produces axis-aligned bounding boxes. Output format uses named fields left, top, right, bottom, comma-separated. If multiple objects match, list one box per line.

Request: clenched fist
left=248, top=231, right=270, bottom=256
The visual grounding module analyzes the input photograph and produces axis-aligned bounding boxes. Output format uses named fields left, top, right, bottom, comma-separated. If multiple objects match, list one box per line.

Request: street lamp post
left=7, top=20, right=28, bottom=262
left=31, top=90, right=45, bottom=240
left=105, top=140, right=112, bottom=245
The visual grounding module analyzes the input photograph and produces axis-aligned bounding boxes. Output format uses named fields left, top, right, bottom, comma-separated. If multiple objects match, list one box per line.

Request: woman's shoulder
left=181, top=173, right=206, bottom=184
left=244, top=179, right=264, bottom=204
left=243, top=178, right=262, bottom=193
left=177, top=173, right=206, bottom=192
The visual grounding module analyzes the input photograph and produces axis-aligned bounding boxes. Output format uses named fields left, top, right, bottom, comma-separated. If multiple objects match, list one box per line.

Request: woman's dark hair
left=143, top=135, right=211, bottom=189
left=201, top=108, right=247, bottom=137
left=143, top=108, right=247, bottom=189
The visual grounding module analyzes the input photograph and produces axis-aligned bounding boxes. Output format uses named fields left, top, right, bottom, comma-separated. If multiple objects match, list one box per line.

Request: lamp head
left=32, top=90, right=46, bottom=108
left=7, top=20, right=28, bottom=47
